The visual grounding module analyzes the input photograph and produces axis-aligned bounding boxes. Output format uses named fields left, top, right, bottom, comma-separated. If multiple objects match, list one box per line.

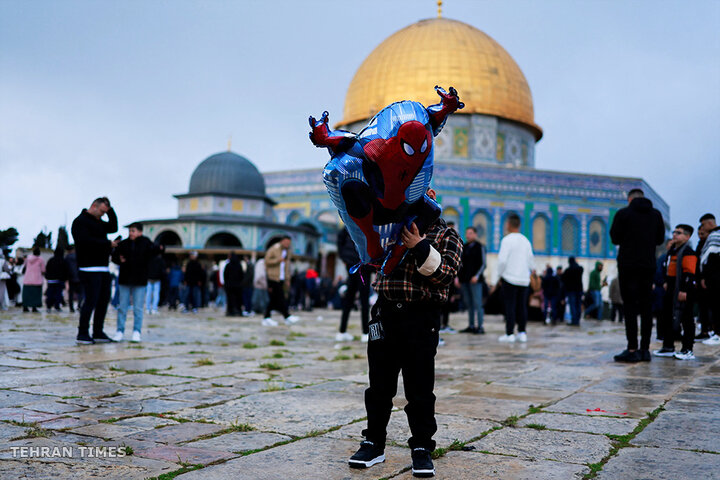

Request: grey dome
left=189, top=152, right=266, bottom=197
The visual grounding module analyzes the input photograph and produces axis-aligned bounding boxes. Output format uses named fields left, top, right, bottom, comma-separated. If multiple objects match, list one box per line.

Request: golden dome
left=340, top=18, right=542, bottom=140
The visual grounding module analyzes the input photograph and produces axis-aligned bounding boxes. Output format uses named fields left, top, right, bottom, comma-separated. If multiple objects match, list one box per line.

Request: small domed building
left=141, top=151, right=320, bottom=259
left=265, top=16, right=669, bottom=279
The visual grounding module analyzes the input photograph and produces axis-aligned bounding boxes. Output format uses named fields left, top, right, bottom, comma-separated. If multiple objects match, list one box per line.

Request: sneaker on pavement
left=361, top=333, right=369, bottom=343
left=191, top=308, right=198, bottom=314
left=348, top=440, right=385, bottom=469
left=335, top=332, right=353, bottom=342
left=498, top=334, right=515, bottom=343
left=639, top=349, right=652, bottom=362
left=285, top=315, right=300, bottom=325
left=702, top=334, right=720, bottom=346
left=262, top=317, right=279, bottom=327
left=695, top=332, right=711, bottom=340
left=674, top=349, right=695, bottom=360
left=652, top=348, right=675, bottom=357
left=411, top=447, right=435, bottom=477
left=476, top=326, right=485, bottom=334
left=131, top=331, right=141, bottom=343
left=517, top=332, right=527, bottom=343
left=92, top=331, right=113, bottom=343
left=76, top=333, right=95, bottom=345
left=459, top=326, right=476, bottom=333
left=438, top=338, right=445, bottom=346
left=111, top=331, right=124, bottom=342
left=613, top=349, right=640, bottom=363
left=438, top=326, right=456, bottom=334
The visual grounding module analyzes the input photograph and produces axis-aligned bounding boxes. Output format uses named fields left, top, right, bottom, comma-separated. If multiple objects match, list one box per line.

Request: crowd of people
left=0, top=192, right=717, bottom=359
left=0, top=190, right=718, bottom=478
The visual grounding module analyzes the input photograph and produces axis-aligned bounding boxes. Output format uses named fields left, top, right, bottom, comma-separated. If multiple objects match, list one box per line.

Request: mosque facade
left=264, top=17, right=669, bottom=279
left=140, top=151, right=321, bottom=260
left=143, top=16, right=669, bottom=280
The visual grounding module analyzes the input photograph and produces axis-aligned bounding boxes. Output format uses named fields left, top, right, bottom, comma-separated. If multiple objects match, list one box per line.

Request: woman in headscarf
left=22, top=248, right=45, bottom=313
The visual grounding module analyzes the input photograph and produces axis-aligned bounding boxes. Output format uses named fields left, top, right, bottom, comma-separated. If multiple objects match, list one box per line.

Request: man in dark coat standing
left=610, top=188, right=665, bottom=362
left=110, top=222, right=163, bottom=342
left=336, top=227, right=370, bottom=342
left=71, top=197, right=119, bottom=344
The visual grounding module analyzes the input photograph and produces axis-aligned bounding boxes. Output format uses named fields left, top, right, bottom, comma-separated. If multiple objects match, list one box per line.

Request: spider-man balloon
left=309, top=86, right=463, bottom=274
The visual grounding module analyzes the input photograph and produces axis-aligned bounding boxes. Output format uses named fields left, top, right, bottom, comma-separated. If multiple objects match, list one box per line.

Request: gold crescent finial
left=437, top=0, right=443, bottom=18
left=227, top=135, right=232, bottom=152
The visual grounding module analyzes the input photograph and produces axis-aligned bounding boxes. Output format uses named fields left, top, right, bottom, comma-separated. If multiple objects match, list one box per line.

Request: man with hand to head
left=71, top=197, right=119, bottom=344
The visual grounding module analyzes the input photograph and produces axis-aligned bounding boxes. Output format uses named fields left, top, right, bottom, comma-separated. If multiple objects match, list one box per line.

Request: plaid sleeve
left=425, top=227, right=463, bottom=286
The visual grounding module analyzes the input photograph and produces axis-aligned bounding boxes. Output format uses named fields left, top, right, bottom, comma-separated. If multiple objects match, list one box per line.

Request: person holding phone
left=71, top=197, right=119, bottom=344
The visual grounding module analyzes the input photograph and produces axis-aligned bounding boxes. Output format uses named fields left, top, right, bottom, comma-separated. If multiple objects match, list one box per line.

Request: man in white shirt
left=496, top=213, right=535, bottom=343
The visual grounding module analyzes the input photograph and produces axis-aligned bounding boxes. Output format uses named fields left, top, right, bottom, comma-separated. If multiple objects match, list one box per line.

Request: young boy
left=653, top=224, right=697, bottom=360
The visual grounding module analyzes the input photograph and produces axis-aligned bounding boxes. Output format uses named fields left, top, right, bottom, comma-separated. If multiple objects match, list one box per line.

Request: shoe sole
left=412, top=467, right=436, bottom=477
left=348, top=454, right=385, bottom=468
left=76, top=340, right=94, bottom=345
left=653, top=352, right=675, bottom=357
left=93, top=339, right=112, bottom=343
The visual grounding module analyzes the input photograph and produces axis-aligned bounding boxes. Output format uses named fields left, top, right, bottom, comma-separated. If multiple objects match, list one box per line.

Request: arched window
left=588, top=217, right=607, bottom=256
left=561, top=216, right=580, bottom=255
left=442, top=207, right=460, bottom=228
left=155, top=230, right=182, bottom=247
left=471, top=210, right=492, bottom=249
left=286, top=211, right=302, bottom=225
left=205, top=232, right=242, bottom=248
left=532, top=214, right=550, bottom=253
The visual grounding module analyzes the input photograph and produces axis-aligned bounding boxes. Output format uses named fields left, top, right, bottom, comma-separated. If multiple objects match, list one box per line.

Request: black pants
left=226, top=286, right=243, bottom=316
left=45, top=283, right=64, bottom=309
left=364, top=299, right=439, bottom=451
left=502, top=281, right=528, bottom=335
left=618, top=266, right=655, bottom=351
left=68, top=281, right=83, bottom=311
left=339, top=267, right=370, bottom=334
left=264, top=280, right=289, bottom=318
left=660, top=288, right=694, bottom=352
left=78, top=271, right=111, bottom=337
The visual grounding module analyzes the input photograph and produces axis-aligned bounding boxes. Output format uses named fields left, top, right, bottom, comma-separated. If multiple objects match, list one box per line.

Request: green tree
left=57, top=226, right=70, bottom=252
left=0, top=227, right=19, bottom=249
left=33, top=231, right=53, bottom=249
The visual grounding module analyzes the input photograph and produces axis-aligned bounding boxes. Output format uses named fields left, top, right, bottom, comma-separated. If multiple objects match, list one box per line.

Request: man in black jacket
left=71, top=197, right=119, bottom=344
left=457, top=226, right=486, bottom=334
left=562, top=257, right=584, bottom=325
left=183, top=251, right=203, bottom=313
left=610, top=188, right=665, bottom=362
left=111, top=222, right=163, bottom=342
left=337, top=227, right=370, bottom=342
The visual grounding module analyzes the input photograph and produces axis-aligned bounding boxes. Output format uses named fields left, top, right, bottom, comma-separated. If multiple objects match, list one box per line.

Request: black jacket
left=71, top=208, right=118, bottom=268
left=224, top=256, right=244, bottom=289
left=562, top=262, right=584, bottom=293
left=45, top=253, right=69, bottom=282
left=185, top=259, right=204, bottom=286
left=610, top=197, right=665, bottom=269
left=458, top=240, right=485, bottom=283
left=337, top=228, right=360, bottom=267
left=147, top=255, right=166, bottom=281
left=541, top=270, right=560, bottom=297
left=111, top=236, right=161, bottom=286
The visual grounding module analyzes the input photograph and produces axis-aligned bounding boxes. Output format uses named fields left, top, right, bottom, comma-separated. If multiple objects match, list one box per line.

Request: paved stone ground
left=1, top=306, right=719, bottom=479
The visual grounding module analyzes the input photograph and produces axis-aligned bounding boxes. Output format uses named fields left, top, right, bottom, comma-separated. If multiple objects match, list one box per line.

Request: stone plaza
left=0, top=307, right=718, bottom=479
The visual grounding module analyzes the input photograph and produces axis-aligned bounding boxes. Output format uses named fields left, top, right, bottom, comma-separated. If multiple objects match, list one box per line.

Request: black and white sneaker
left=76, top=333, right=94, bottom=345
left=92, top=331, right=114, bottom=343
left=411, top=447, right=435, bottom=477
left=652, top=348, right=675, bottom=357
left=348, top=440, right=385, bottom=469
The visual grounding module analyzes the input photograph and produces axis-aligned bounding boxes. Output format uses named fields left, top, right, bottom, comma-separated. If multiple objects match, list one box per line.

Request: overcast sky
left=1, top=0, right=718, bottom=248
